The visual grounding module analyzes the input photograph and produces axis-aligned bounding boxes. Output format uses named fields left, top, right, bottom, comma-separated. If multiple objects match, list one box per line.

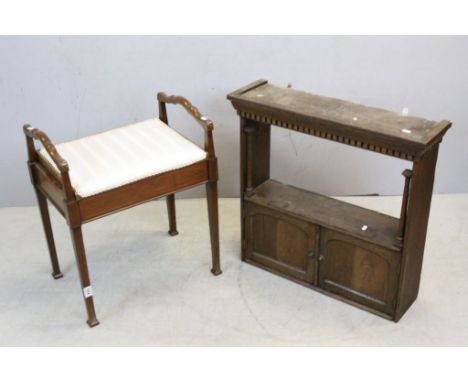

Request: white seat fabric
left=39, top=118, right=207, bottom=198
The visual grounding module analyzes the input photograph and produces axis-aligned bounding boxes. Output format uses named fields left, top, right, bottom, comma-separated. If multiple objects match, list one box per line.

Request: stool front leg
left=206, top=180, right=222, bottom=276
left=35, top=190, right=63, bottom=279
left=166, top=194, right=178, bottom=236
left=69, top=226, right=99, bottom=327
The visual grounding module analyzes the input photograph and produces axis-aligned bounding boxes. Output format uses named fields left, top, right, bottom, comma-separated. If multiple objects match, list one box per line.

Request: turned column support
left=243, top=124, right=256, bottom=197
left=397, top=169, right=413, bottom=242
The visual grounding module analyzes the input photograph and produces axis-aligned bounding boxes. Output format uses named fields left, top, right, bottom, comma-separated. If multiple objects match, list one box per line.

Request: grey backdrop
left=1, top=36, right=467, bottom=207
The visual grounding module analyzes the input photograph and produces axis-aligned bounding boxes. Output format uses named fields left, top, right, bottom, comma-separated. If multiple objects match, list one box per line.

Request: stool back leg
left=166, top=194, right=178, bottom=236
left=35, top=190, right=63, bottom=279
left=69, top=226, right=100, bottom=327
left=206, top=181, right=222, bottom=275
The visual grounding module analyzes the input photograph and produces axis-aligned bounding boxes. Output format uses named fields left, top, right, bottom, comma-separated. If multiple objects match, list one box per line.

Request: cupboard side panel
left=395, top=145, right=439, bottom=321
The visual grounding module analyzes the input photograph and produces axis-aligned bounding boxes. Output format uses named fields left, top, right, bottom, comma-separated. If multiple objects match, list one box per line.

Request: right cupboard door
left=318, top=229, right=400, bottom=316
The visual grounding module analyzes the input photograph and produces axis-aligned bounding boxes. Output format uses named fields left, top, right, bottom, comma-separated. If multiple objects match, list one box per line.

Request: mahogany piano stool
left=228, top=79, right=451, bottom=321
left=24, top=93, right=222, bottom=327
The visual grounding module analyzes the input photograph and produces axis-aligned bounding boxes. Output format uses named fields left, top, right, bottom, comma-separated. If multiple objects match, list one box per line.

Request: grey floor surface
left=1, top=195, right=467, bottom=346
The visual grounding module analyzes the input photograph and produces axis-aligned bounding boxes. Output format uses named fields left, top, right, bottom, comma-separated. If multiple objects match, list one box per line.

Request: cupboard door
left=245, top=202, right=317, bottom=284
left=318, top=229, right=400, bottom=315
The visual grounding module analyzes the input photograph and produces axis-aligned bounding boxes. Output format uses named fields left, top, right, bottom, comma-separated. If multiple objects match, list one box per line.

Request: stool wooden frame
left=23, top=93, right=222, bottom=327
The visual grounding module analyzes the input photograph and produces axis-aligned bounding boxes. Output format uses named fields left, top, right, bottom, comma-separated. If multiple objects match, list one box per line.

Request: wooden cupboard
left=228, top=79, right=451, bottom=321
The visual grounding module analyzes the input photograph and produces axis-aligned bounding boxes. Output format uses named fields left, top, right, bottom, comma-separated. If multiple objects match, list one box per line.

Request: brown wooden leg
left=206, top=181, right=222, bottom=276
left=166, top=194, right=178, bottom=236
left=35, top=190, right=63, bottom=279
left=69, top=226, right=99, bottom=327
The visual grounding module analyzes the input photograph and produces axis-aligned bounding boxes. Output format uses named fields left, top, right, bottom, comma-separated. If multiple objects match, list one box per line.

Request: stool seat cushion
left=38, top=118, right=207, bottom=198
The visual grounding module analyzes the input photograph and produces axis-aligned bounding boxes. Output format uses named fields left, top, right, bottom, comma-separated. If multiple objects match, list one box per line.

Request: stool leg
left=35, top=190, right=63, bottom=279
left=69, top=226, right=99, bottom=327
left=206, top=181, right=222, bottom=276
left=166, top=194, right=178, bottom=236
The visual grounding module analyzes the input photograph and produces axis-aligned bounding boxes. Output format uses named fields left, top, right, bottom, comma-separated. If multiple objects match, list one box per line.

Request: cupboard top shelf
left=246, top=179, right=402, bottom=252
left=228, top=80, right=451, bottom=160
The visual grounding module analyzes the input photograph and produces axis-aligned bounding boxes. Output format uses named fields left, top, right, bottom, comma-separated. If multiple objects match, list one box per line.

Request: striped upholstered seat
left=38, top=118, right=207, bottom=198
